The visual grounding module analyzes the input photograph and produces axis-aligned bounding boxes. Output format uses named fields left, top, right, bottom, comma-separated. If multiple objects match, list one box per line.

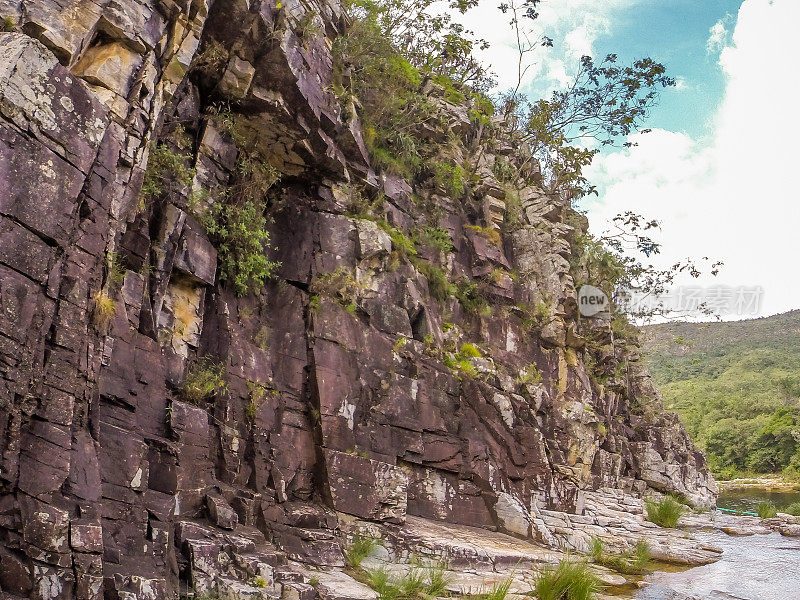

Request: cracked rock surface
left=0, top=1, right=717, bottom=598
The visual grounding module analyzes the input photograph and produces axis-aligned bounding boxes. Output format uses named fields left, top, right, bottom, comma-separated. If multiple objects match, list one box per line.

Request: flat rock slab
left=389, top=515, right=561, bottom=570
left=291, top=564, right=377, bottom=600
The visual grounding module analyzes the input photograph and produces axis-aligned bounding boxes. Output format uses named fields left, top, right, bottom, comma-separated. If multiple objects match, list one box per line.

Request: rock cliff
left=0, top=0, right=716, bottom=598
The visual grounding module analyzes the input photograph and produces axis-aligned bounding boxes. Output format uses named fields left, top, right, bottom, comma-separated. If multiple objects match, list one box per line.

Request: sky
left=455, top=0, right=799, bottom=320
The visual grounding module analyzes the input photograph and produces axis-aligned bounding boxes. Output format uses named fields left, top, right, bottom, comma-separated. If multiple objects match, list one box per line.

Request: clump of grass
left=92, top=291, right=117, bottom=327
left=139, top=143, right=196, bottom=206
left=412, top=258, right=454, bottom=303
left=377, top=220, right=417, bottom=258
left=425, top=559, right=452, bottom=597
left=310, top=267, right=362, bottom=313
left=589, top=538, right=651, bottom=575
left=784, top=501, right=800, bottom=516
left=250, top=576, right=268, bottom=588
left=517, top=363, right=543, bottom=385
left=645, top=496, right=684, bottom=528
left=363, top=561, right=451, bottom=600
left=534, top=560, right=599, bottom=600
left=246, top=381, right=269, bottom=422
left=454, top=280, right=491, bottom=316
left=755, top=501, right=777, bottom=519
left=465, top=224, right=501, bottom=246
left=413, top=226, right=453, bottom=253
left=2, top=16, right=17, bottom=31
left=106, top=251, right=127, bottom=284
left=182, top=356, right=227, bottom=403
left=345, top=535, right=378, bottom=568
left=470, top=577, right=513, bottom=600
left=431, top=161, right=465, bottom=197
left=459, top=343, right=481, bottom=358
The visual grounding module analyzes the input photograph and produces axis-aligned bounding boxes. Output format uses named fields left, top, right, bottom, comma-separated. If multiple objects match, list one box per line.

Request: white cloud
left=456, top=0, right=638, bottom=93
left=584, top=0, right=800, bottom=319
left=706, top=19, right=729, bottom=54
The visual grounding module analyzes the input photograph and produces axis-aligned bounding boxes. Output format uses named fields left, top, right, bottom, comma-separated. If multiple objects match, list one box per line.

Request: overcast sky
left=457, top=0, right=799, bottom=320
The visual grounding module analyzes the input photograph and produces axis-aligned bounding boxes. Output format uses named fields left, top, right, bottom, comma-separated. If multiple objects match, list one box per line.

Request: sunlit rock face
left=0, top=1, right=715, bottom=597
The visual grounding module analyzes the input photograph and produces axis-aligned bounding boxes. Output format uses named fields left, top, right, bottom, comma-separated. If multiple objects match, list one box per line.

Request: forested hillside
left=642, top=311, right=800, bottom=479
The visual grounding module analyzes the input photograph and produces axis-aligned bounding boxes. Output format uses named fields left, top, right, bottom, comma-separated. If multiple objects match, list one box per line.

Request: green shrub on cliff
left=201, top=200, right=280, bottom=296
left=139, top=144, right=196, bottom=207
left=412, top=259, right=454, bottom=303
left=181, top=356, right=227, bottom=403
left=534, top=560, right=599, bottom=600
left=645, top=496, right=684, bottom=528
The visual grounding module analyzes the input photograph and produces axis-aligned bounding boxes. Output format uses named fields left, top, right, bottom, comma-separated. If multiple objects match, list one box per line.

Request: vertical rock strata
left=0, top=0, right=716, bottom=597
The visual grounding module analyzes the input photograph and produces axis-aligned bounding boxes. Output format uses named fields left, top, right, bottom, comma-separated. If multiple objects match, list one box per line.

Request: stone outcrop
left=0, top=0, right=716, bottom=598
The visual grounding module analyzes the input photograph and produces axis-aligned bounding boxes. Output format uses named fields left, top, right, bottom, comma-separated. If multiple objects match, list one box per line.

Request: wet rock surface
left=0, top=1, right=717, bottom=598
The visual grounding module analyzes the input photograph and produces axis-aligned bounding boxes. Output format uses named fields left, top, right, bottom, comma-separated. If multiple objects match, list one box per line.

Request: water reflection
left=635, top=531, right=800, bottom=600
left=717, top=487, right=800, bottom=513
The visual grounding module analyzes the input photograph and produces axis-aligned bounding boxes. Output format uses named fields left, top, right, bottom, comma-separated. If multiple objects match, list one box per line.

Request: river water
left=635, top=530, right=800, bottom=600
left=633, top=486, right=800, bottom=600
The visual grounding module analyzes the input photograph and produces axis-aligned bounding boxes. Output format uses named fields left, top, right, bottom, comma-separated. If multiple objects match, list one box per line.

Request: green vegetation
left=201, top=200, right=280, bottom=296
left=589, top=538, right=651, bottom=575
left=140, top=143, right=196, bottom=207
left=361, top=561, right=452, bottom=600
left=517, top=363, right=543, bottom=386
left=106, top=252, right=127, bottom=284
left=465, top=224, right=501, bottom=247
left=2, top=16, right=17, bottom=31
left=345, top=535, right=378, bottom=568
left=246, top=381, right=271, bottom=422
left=310, top=267, right=362, bottom=314
left=378, top=221, right=417, bottom=258
left=431, top=161, right=465, bottom=197
left=784, top=502, right=800, bottom=516
left=181, top=356, right=227, bottom=403
left=194, top=109, right=282, bottom=296
left=92, top=291, right=117, bottom=327
left=413, top=226, right=453, bottom=253
left=645, top=496, right=684, bottom=528
left=468, top=577, right=513, bottom=600
left=642, top=311, right=800, bottom=479
left=755, top=501, right=777, bottom=519
left=459, top=343, right=481, bottom=358
left=413, top=260, right=454, bottom=303
left=333, top=0, right=491, bottom=180
left=534, top=560, right=599, bottom=600
left=454, top=280, right=490, bottom=316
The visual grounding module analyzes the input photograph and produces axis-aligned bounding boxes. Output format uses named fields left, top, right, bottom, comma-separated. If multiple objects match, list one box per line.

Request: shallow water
left=717, top=487, right=800, bottom=513
left=634, top=530, right=800, bottom=600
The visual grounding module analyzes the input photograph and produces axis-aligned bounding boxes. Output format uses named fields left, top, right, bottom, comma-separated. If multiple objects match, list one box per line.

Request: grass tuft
left=589, top=537, right=651, bottom=575
left=784, top=501, right=800, bottom=516
left=92, top=291, right=117, bottom=327
left=181, top=356, right=227, bottom=403
left=645, top=496, right=684, bottom=528
left=755, top=500, right=778, bottom=518
left=345, top=535, right=378, bottom=568
left=534, top=560, right=599, bottom=600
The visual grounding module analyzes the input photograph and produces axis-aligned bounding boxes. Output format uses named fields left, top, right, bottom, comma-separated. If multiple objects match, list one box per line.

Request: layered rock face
left=0, top=0, right=716, bottom=598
